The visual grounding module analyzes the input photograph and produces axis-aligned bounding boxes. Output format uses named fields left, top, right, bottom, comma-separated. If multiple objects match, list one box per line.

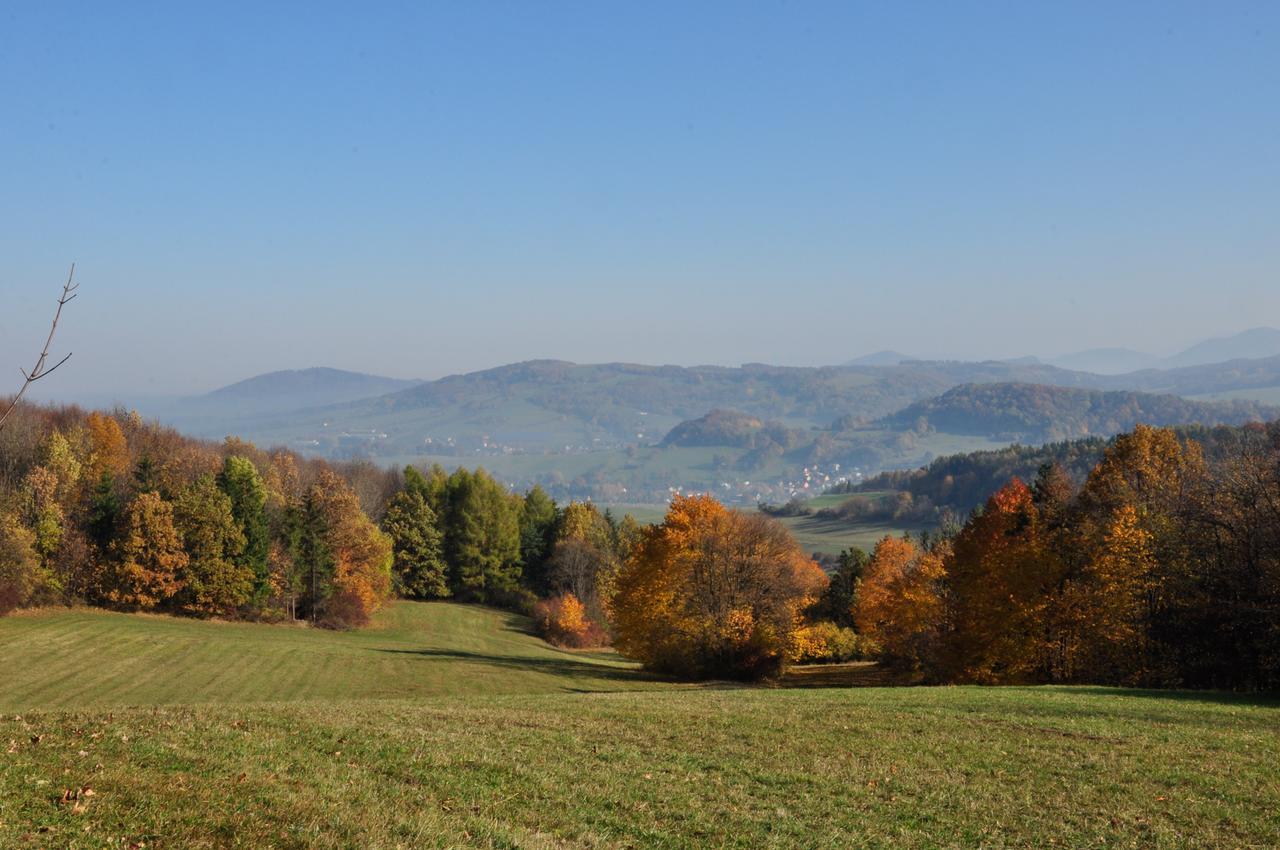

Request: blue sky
left=1, top=2, right=1277, bottom=397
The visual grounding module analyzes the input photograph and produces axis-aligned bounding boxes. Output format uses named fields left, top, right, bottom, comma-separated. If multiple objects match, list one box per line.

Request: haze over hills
left=845, top=350, right=916, bottom=367
left=1161, top=327, right=1280, bottom=369
left=156, top=368, right=422, bottom=423
left=133, top=347, right=1280, bottom=505
left=1047, top=327, right=1280, bottom=375
left=1048, top=348, right=1161, bottom=375
left=840, top=328, right=1280, bottom=377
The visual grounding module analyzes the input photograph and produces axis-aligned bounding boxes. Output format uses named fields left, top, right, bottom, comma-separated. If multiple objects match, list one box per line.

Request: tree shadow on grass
left=375, top=647, right=668, bottom=687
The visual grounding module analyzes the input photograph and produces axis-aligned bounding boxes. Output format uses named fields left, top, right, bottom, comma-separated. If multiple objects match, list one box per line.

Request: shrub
left=534, top=592, right=608, bottom=648
left=791, top=621, right=879, bottom=663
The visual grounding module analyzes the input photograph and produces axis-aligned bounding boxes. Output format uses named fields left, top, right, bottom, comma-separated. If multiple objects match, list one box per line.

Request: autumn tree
left=1075, top=425, right=1204, bottom=684
left=111, top=491, right=189, bottom=608
left=854, top=535, right=947, bottom=669
left=85, top=412, right=129, bottom=485
left=940, top=478, right=1062, bottom=683
left=534, top=592, right=605, bottom=648
left=0, top=511, right=52, bottom=613
left=21, top=465, right=65, bottom=578
left=612, top=495, right=827, bottom=680
left=301, top=469, right=392, bottom=628
left=173, top=475, right=251, bottom=615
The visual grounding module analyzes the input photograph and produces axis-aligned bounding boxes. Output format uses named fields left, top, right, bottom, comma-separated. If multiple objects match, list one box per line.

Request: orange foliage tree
left=611, top=494, right=826, bottom=679
left=940, top=478, right=1062, bottom=683
left=305, top=470, right=393, bottom=628
left=854, top=535, right=947, bottom=668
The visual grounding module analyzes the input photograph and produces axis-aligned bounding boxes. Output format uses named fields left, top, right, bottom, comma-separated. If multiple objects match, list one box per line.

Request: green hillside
left=0, top=603, right=655, bottom=711
left=1, top=604, right=1277, bottom=848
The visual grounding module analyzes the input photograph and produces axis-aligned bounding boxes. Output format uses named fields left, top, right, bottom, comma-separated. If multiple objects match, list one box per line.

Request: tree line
left=12, top=400, right=1273, bottom=689
left=853, top=423, right=1280, bottom=690
left=0, top=404, right=399, bottom=627
left=0, top=402, right=647, bottom=635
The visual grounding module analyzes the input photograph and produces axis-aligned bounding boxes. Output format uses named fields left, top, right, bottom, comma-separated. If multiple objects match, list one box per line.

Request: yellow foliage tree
left=111, top=492, right=188, bottom=608
left=611, top=494, right=825, bottom=679
left=85, top=412, right=130, bottom=484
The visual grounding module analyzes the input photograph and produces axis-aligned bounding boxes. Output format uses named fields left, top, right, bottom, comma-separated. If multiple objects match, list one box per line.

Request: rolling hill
left=127, top=354, right=1280, bottom=504
left=2, top=602, right=1277, bottom=848
left=165, top=358, right=1111, bottom=452
left=878, top=382, right=1277, bottom=443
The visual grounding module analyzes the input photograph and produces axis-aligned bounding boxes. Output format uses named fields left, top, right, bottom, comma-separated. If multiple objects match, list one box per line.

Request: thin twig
left=0, top=264, right=79, bottom=431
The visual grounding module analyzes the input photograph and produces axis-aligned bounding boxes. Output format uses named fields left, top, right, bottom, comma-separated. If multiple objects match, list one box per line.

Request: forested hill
left=364, top=359, right=1107, bottom=427
left=660, top=409, right=805, bottom=449
left=840, top=421, right=1270, bottom=522
left=877, top=383, right=1276, bottom=443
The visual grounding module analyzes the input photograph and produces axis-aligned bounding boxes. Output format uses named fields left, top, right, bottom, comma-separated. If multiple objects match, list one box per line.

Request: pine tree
left=87, top=471, right=120, bottom=553
left=217, top=456, right=271, bottom=603
left=381, top=487, right=447, bottom=598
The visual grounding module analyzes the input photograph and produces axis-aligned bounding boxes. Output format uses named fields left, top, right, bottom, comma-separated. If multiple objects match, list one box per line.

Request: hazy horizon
left=3, top=3, right=1278, bottom=398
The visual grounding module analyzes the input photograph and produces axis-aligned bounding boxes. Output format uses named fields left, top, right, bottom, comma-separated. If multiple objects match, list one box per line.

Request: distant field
left=1, top=605, right=1276, bottom=848
left=778, top=514, right=916, bottom=555
left=1189, top=385, right=1280, bottom=405
left=609, top=500, right=911, bottom=555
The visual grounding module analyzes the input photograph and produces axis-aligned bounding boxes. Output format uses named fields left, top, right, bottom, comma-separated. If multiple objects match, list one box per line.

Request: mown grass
left=2, top=604, right=1278, bottom=848
left=0, top=603, right=654, bottom=710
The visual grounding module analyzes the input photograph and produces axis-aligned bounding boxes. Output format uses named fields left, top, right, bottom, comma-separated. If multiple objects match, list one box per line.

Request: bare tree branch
left=0, top=264, right=79, bottom=432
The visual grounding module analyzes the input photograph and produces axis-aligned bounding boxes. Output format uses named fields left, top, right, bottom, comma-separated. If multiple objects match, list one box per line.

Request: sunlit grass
left=2, top=604, right=1276, bottom=848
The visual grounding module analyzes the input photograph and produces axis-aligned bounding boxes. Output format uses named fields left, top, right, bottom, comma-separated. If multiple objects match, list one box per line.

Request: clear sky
left=2, top=1, right=1278, bottom=398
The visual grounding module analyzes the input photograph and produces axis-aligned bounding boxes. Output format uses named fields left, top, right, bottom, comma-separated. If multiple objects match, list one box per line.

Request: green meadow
left=2, top=603, right=1277, bottom=848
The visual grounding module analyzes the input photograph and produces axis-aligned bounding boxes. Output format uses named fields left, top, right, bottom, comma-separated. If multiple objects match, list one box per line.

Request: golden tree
left=612, top=494, right=825, bottom=679
left=854, top=535, right=947, bottom=668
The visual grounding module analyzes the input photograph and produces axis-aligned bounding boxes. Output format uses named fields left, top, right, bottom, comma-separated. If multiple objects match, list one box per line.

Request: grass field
left=777, top=513, right=917, bottom=555
left=0, top=603, right=653, bottom=710
left=1189, top=384, right=1280, bottom=405
left=3, top=604, right=1278, bottom=848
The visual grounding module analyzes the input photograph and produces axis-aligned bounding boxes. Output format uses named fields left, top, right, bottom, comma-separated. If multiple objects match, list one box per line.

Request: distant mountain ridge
left=201, top=367, right=420, bottom=402
left=1049, top=327, right=1280, bottom=375
left=1162, top=327, right=1280, bottom=369
left=846, top=350, right=916, bottom=366
left=167, top=367, right=423, bottom=421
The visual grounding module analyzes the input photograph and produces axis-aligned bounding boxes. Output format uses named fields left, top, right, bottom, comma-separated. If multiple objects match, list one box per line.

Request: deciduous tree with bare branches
left=0, top=265, right=78, bottom=432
